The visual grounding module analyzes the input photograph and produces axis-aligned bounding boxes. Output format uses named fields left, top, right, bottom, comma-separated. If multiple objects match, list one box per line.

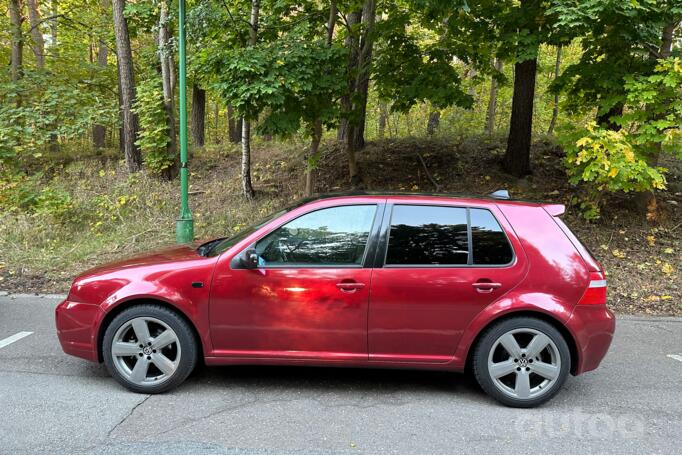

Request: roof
left=294, top=190, right=539, bottom=205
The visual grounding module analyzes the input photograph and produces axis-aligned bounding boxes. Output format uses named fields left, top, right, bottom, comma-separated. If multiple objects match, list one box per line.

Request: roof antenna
left=490, top=189, right=510, bottom=200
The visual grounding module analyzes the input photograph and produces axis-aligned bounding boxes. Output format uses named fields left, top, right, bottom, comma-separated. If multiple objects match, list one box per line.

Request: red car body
left=56, top=193, right=615, bottom=377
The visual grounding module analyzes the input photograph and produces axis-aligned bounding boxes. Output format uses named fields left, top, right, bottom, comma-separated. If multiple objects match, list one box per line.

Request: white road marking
left=667, top=354, right=682, bottom=362
left=0, top=331, right=33, bottom=349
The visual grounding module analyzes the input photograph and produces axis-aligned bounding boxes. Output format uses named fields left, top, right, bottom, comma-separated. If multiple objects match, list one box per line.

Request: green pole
left=176, top=0, right=193, bottom=243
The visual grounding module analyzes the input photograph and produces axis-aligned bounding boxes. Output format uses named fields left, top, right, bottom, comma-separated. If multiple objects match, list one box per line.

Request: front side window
left=386, top=205, right=469, bottom=265
left=255, top=205, right=377, bottom=266
left=470, top=208, right=514, bottom=265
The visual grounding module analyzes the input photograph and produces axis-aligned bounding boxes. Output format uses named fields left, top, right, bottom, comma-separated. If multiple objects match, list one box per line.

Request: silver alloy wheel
left=111, top=316, right=181, bottom=386
left=487, top=328, right=561, bottom=400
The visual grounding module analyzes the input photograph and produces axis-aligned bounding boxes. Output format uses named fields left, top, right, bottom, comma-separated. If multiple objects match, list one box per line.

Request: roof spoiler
left=489, top=189, right=510, bottom=200
left=542, top=204, right=565, bottom=217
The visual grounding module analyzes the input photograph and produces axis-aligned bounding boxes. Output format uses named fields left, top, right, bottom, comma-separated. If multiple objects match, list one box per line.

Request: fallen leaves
left=611, top=249, right=627, bottom=259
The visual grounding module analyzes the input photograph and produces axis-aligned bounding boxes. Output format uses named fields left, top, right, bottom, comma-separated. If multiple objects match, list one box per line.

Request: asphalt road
left=0, top=294, right=680, bottom=455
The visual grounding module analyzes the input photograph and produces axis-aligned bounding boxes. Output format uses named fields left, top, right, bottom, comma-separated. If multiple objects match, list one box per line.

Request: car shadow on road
left=187, top=363, right=486, bottom=399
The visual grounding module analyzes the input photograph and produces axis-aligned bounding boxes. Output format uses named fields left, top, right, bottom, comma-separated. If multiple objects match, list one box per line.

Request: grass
left=0, top=135, right=680, bottom=316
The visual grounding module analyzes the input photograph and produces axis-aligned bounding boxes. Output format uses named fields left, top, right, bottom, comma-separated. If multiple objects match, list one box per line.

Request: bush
left=134, top=78, right=175, bottom=176
left=0, top=172, right=75, bottom=222
left=560, top=124, right=667, bottom=219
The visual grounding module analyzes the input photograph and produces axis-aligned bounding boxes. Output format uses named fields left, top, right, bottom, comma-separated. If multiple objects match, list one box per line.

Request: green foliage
left=208, top=32, right=347, bottom=136
left=619, top=57, right=682, bottom=153
left=560, top=124, right=667, bottom=218
left=0, top=172, right=74, bottom=222
left=0, top=73, right=117, bottom=166
left=133, top=78, right=175, bottom=175
left=560, top=56, right=682, bottom=218
left=373, top=10, right=472, bottom=111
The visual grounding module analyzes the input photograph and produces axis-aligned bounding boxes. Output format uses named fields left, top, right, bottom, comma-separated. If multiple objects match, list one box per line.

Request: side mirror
left=240, top=249, right=259, bottom=269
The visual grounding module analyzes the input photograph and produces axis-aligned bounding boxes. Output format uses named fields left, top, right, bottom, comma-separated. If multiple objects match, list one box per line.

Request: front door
left=209, top=204, right=380, bottom=360
left=368, top=204, right=526, bottom=362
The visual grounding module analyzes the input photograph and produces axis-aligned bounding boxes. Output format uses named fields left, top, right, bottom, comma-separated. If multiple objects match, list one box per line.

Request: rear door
left=367, top=202, right=527, bottom=363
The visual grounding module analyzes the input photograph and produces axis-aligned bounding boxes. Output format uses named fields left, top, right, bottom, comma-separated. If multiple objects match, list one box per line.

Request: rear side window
left=386, top=205, right=469, bottom=265
left=470, top=208, right=514, bottom=265
left=384, top=205, right=513, bottom=267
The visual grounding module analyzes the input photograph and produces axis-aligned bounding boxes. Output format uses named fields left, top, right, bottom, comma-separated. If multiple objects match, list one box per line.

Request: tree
left=342, top=1, right=377, bottom=185
left=9, top=0, right=24, bottom=91
left=503, top=0, right=541, bottom=177
left=27, top=0, right=45, bottom=69
left=547, top=46, right=561, bottom=135
left=426, top=110, right=440, bottom=136
left=112, top=0, right=142, bottom=172
left=93, top=0, right=110, bottom=149
left=303, top=0, right=337, bottom=196
left=158, top=0, right=178, bottom=177
left=239, top=0, right=260, bottom=200
left=485, top=58, right=503, bottom=135
left=227, top=106, right=241, bottom=143
left=191, top=84, right=206, bottom=146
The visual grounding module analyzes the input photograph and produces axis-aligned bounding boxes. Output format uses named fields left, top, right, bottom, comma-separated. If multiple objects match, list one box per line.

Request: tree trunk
left=377, top=102, right=388, bottom=139
left=191, top=84, right=206, bottom=147
left=338, top=10, right=361, bottom=143
left=240, top=0, right=259, bottom=200
left=348, top=0, right=375, bottom=152
left=485, top=58, right=502, bottom=135
left=227, top=106, right=241, bottom=143
left=27, top=0, right=45, bottom=69
left=427, top=110, right=440, bottom=136
left=503, top=56, right=537, bottom=177
left=302, top=1, right=337, bottom=195
left=112, top=0, right=142, bottom=172
left=547, top=47, right=562, bottom=135
left=344, top=0, right=376, bottom=186
left=50, top=0, right=58, bottom=47
left=304, top=120, right=323, bottom=197
left=9, top=0, right=23, bottom=88
left=92, top=0, right=109, bottom=150
left=213, top=102, right=219, bottom=143
left=241, top=120, right=255, bottom=200
left=159, top=0, right=178, bottom=179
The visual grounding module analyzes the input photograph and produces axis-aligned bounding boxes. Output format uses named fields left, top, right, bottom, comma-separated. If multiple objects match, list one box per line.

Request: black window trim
left=231, top=202, right=387, bottom=270
left=377, top=203, right=517, bottom=269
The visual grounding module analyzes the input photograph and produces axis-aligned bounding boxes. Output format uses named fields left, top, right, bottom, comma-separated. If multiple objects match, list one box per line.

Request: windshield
left=201, top=208, right=289, bottom=257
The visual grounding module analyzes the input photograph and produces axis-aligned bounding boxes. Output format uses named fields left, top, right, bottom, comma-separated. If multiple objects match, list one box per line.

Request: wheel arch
left=464, top=310, right=579, bottom=375
left=96, top=297, right=204, bottom=363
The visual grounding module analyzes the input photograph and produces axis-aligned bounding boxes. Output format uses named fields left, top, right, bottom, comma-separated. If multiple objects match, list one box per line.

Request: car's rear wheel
left=102, top=305, right=198, bottom=393
left=472, top=317, right=570, bottom=408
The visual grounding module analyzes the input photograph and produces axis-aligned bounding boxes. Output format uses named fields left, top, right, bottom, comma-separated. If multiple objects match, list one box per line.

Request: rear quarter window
left=470, top=208, right=514, bottom=265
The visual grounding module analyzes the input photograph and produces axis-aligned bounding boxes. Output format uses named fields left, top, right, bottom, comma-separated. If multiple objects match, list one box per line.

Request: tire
left=472, top=317, right=570, bottom=408
left=102, top=305, right=198, bottom=394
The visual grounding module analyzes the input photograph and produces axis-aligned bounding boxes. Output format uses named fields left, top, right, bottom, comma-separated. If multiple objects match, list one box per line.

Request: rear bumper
left=566, top=305, right=615, bottom=375
left=55, top=300, right=103, bottom=362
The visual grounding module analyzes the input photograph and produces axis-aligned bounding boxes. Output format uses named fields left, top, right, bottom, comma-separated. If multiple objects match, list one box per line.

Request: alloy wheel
left=111, top=316, right=181, bottom=386
left=487, top=328, right=561, bottom=400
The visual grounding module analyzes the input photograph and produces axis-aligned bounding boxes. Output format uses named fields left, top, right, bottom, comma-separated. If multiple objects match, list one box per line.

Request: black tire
left=472, top=317, right=571, bottom=408
left=102, top=305, right=198, bottom=394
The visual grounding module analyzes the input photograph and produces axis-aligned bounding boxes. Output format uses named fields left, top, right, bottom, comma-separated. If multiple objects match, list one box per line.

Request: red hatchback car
left=56, top=192, right=615, bottom=407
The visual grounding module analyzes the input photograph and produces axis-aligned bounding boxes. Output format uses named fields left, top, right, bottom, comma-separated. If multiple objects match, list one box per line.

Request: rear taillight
left=578, top=271, right=607, bottom=305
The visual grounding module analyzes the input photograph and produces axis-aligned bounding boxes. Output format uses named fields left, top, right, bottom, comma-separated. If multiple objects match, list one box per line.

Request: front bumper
left=55, top=300, right=104, bottom=362
left=566, top=305, right=616, bottom=375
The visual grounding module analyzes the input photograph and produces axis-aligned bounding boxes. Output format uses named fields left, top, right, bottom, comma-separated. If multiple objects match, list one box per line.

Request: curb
left=0, top=292, right=67, bottom=300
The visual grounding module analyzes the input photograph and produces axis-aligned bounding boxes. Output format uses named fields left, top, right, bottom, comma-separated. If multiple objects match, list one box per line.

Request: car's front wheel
left=102, top=305, right=198, bottom=393
left=472, top=317, right=570, bottom=408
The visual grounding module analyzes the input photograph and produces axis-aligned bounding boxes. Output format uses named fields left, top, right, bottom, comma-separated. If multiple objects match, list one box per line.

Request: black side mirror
left=240, top=249, right=259, bottom=269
